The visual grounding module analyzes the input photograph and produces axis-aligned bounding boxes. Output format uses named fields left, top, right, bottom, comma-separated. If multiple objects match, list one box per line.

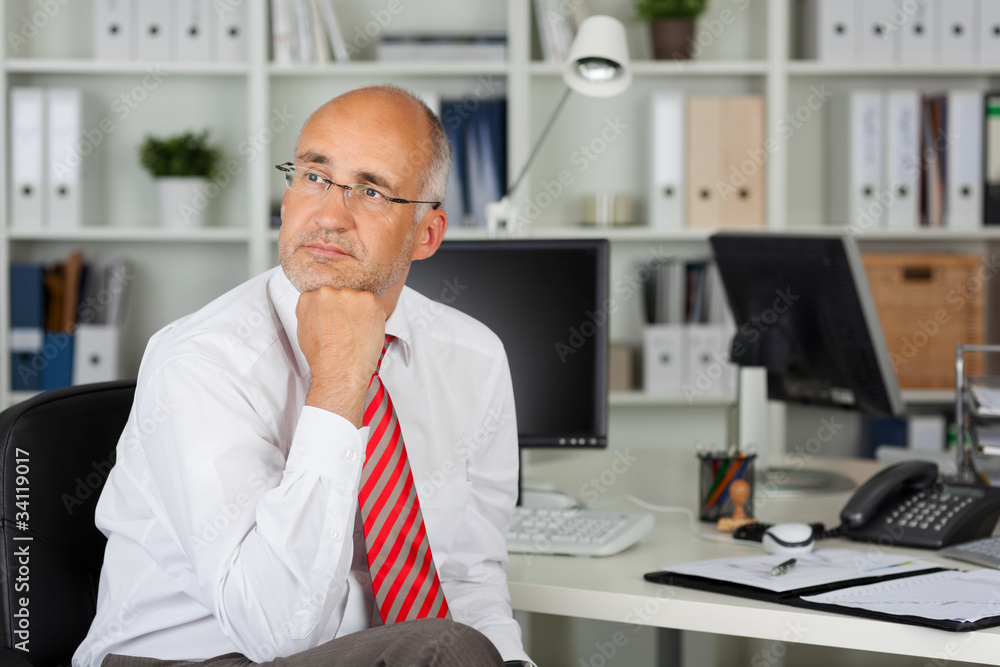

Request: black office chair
left=0, top=381, right=135, bottom=667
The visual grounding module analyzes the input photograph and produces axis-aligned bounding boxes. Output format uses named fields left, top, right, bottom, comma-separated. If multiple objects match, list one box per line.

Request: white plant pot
left=155, top=177, right=207, bottom=227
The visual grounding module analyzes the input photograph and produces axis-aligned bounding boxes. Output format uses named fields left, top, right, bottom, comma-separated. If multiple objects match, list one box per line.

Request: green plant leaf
left=138, top=129, right=223, bottom=177
left=635, top=0, right=708, bottom=21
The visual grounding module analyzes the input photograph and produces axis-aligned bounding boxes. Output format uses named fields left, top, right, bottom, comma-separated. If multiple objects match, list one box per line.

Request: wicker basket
left=862, top=253, right=985, bottom=389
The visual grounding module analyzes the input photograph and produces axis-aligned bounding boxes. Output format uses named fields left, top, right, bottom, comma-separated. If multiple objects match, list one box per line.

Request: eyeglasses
left=275, top=163, right=441, bottom=216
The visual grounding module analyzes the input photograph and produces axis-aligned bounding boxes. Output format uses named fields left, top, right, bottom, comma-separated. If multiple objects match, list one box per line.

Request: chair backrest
left=0, top=381, right=135, bottom=667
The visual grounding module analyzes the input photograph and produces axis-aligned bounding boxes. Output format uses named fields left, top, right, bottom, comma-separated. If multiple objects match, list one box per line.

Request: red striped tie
left=359, top=335, right=450, bottom=623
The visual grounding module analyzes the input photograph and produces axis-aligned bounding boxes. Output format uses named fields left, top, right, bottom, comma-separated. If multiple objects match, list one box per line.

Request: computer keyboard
left=506, top=506, right=655, bottom=557
left=939, top=536, right=1000, bottom=569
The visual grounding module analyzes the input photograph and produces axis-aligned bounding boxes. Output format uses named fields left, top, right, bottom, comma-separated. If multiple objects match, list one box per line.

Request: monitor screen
left=405, top=239, right=609, bottom=448
left=710, top=232, right=904, bottom=418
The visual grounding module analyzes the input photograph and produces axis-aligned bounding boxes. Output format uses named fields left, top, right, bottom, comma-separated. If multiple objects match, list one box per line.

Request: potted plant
left=138, top=130, right=222, bottom=227
left=635, top=0, right=709, bottom=60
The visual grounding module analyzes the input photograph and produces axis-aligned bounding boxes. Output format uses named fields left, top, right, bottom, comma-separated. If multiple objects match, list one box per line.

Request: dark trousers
left=102, top=619, right=504, bottom=667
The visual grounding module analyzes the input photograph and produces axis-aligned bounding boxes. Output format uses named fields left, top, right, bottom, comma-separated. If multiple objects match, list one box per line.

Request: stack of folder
left=10, top=255, right=132, bottom=392
left=93, top=0, right=247, bottom=62
left=641, top=258, right=736, bottom=397
left=649, top=94, right=766, bottom=230
left=10, top=87, right=83, bottom=230
left=800, top=0, right=1000, bottom=65
left=831, top=89, right=992, bottom=230
left=269, top=0, right=350, bottom=64
left=441, top=98, right=507, bottom=229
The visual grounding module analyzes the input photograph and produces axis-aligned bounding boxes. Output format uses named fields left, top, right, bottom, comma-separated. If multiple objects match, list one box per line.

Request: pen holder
left=698, top=452, right=756, bottom=522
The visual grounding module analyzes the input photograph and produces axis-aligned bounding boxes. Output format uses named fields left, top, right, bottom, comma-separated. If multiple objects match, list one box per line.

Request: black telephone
left=841, top=460, right=1000, bottom=549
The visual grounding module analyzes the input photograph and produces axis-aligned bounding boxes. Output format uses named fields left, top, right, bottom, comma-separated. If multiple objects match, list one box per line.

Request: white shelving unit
left=2, top=0, right=998, bottom=424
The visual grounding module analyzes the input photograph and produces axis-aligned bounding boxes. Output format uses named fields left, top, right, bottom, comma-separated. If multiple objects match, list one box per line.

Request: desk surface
left=508, top=448, right=1000, bottom=665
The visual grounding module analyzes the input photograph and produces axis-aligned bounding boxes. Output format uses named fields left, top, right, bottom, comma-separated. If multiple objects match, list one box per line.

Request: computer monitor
left=710, top=232, right=905, bottom=490
left=710, top=232, right=904, bottom=418
left=404, top=238, right=609, bottom=449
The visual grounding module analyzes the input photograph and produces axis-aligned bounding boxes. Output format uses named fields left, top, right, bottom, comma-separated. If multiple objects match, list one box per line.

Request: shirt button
left=356, top=572, right=368, bottom=584
left=345, top=449, right=357, bottom=461
left=354, top=531, right=363, bottom=541
left=328, top=531, right=338, bottom=540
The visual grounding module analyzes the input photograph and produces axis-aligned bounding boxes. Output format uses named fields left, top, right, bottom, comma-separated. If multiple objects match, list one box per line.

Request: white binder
left=937, top=0, right=977, bottom=64
left=850, top=91, right=884, bottom=230
left=10, top=88, right=46, bottom=229
left=643, top=324, right=684, bottom=395
left=860, top=0, right=896, bottom=64
left=46, top=88, right=82, bottom=228
left=946, top=89, right=984, bottom=230
left=684, top=325, right=730, bottom=397
left=215, top=0, right=248, bottom=61
left=649, top=93, right=685, bottom=229
left=900, top=0, right=936, bottom=64
left=93, top=0, right=133, bottom=60
left=885, top=90, right=921, bottom=231
left=72, top=324, right=121, bottom=385
left=135, top=1, right=173, bottom=60
left=979, top=0, right=1000, bottom=63
left=173, top=0, right=212, bottom=62
left=800, top=0, right=857, bottom=62
left=270, top=0, right=295, bottom=65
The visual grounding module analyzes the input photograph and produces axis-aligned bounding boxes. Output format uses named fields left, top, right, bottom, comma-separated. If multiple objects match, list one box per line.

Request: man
left=73, top=85, right=532, bottom=667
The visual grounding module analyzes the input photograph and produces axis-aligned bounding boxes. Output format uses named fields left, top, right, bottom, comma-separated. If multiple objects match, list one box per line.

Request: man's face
left=278, top=93, right=435, bottom=295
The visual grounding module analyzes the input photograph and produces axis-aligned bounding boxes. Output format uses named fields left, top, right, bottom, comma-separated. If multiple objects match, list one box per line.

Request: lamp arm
left=503, top=85, right=574, bottom=199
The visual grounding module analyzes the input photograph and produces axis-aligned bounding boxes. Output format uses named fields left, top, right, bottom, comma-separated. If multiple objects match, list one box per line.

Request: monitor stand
left=738, top=367, right=856, bottom=496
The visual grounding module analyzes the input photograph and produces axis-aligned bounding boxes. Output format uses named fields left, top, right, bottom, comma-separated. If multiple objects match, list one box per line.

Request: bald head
left=296, top=86, right=452, bottom=219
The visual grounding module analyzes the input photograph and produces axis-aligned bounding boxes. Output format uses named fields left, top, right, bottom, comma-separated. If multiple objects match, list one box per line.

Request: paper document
left=666, top=549, right=937, bottom=593
left=802, top=570, right=1000, bottom=623
left=971, top=384, right=1000, bottom=416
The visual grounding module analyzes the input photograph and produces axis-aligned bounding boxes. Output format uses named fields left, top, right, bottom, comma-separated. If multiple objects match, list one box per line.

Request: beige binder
left=686, top=96, right=722, bottom=228
left=720, top=95, right=766, bottom=228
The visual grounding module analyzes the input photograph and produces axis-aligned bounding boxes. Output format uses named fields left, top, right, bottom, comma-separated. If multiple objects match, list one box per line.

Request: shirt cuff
left=284, top=406, right=366, bottom=492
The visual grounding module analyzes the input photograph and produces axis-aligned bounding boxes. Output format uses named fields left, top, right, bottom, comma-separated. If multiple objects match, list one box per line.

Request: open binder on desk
left=645, top=549, right=1000, bottom=632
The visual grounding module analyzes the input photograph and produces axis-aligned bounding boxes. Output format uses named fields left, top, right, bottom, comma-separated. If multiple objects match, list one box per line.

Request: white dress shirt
left=73, top=267, right=529, bottom=666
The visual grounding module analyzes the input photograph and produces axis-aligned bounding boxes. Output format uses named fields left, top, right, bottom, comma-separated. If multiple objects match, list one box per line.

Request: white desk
left=508, top=448, right=1000, bottom=665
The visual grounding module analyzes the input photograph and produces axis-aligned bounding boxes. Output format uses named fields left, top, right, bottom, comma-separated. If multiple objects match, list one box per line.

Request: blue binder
left=9, top=264, right=44, bottom=391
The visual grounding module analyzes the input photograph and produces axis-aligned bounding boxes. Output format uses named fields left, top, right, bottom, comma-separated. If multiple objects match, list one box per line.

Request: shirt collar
left=268, top=269, right=414, bottom=376
left=384, top=287, right=412, bottom=366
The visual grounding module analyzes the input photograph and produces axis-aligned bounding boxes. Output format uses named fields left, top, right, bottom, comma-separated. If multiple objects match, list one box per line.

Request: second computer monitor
left=710, top=232, right=904, bottom=419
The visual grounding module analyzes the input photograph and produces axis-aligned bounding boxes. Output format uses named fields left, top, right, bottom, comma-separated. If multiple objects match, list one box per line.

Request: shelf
left=529, top=60, right=769, bottom=77
left=7, top=227, right=251, bottom=243
left=268, top=61, right=508, bottom=77
left=902, top=389, right=956, bottom=405
left=787, top=62, right=1000, bottom=77
left=609, top=390, right=735, bottom=407
left=6, top=59, right=250, bottom=76
left=525, top=226, right=714, bottom=242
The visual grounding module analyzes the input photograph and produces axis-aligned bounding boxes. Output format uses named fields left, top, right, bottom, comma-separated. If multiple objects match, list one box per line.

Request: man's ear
left=410, top=208, right=448, bottom=261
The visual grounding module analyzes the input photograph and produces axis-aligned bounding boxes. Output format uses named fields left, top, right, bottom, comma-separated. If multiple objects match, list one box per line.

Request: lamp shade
left=562, top=15, right=632, bottom=98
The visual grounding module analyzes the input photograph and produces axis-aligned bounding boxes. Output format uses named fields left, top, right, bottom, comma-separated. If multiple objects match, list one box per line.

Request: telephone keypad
left=886, top=489, right=976, bottom=533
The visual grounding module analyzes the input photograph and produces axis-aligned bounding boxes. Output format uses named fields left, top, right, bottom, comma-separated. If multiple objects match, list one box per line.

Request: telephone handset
left=841, top=460, right=1000, bottom=549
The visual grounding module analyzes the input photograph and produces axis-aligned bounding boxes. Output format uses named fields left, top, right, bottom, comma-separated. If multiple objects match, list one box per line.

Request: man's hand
left=296, top=286, right=385, bottom=427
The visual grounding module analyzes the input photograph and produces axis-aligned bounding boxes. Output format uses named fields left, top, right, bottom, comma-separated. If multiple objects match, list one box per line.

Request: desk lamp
left=485, top=15, right=632, bottom=236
